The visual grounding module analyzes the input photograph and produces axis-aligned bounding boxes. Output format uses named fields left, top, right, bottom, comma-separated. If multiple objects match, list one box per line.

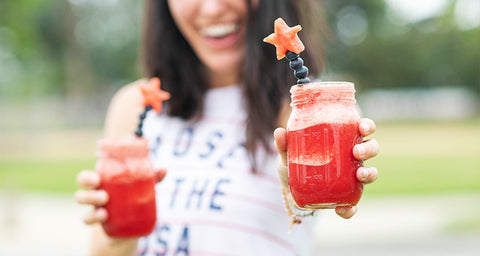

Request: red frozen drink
left=95, top=136, right=157, bottom=237
left=287, top=82, right=363, bottom=209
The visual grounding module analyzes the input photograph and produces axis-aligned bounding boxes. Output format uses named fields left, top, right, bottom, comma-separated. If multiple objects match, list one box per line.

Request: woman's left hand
left=273, top=118, right=379, bottom=219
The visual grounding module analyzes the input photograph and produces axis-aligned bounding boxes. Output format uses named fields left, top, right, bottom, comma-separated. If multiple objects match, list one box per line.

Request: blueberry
left=134, top=129, right=143, bottom=137
left=285, top=51, right=299, bottom=61
left=139, top=112, right=147, bottom=119
left=289, top=58, right=304, bottom=70
left=294, top=66, right=309, bottom=79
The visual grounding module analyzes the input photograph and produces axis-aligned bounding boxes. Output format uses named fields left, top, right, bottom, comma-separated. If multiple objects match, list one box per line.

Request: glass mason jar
left=95, top=136, right=157, bottom=237
left=287, top=81, right=363, bottom=209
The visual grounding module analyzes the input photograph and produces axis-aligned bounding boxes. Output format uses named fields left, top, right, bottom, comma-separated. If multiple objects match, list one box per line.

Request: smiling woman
left=73, top=0, right=381, bottom=255
left=166, top=0, right=252, bottom=87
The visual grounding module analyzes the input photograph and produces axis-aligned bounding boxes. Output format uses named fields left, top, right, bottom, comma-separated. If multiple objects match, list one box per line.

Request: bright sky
left=385, top=0, right=480, bottom=29
left=385, top=0, right=450, bottom=21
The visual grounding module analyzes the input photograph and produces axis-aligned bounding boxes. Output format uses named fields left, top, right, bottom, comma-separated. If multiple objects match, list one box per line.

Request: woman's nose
left=199, top=0, right=228, bottom=17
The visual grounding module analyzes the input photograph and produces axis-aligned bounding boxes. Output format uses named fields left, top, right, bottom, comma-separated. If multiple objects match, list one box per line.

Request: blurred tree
left=322, top=0, right=480, bottom=95
left=0, top=0, right=478, bottom=99
left=0, top=0, right=66, bottom=97
left=0, top=0, right=143, bottom=99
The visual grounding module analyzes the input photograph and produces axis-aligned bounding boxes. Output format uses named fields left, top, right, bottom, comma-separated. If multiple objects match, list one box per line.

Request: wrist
left=281, top=187, right=316, bottom=233
left=90, top=225, right=139, bottom=256
left=106, top=236, right=139, bottom=248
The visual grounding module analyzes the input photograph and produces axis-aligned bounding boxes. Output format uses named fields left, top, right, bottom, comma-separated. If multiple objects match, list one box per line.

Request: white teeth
left=200, top=24, right=238, bottom=37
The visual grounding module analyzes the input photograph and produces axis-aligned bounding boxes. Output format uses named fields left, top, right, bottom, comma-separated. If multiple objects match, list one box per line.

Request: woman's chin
left=205, top=58, right=242, bottom=76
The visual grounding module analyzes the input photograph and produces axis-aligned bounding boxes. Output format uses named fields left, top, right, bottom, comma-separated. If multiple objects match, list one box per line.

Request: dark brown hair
left=141, top=0, right=325, bottom=168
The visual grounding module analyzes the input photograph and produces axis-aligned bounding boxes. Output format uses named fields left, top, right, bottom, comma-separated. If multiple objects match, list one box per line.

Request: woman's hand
left=337, top=118, right=379, bottom=218
left=74, top=168, right=167, bottom=225
left=273, top=118, right=379, bottom=219
left=74, top=171, right=109, bottom=225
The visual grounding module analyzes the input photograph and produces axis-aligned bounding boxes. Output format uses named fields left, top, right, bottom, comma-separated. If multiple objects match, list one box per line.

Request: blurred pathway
left=0, top=192, right=90, bottom=256
left=313, top=193, right=480, bottom=256
left=0, top=192, right=479, bottom=256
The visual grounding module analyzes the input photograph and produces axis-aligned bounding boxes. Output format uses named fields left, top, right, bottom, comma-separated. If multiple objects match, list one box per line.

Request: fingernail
left=362, top=168, right=369, bottom=180
left=356, top=145, right=365, bottom=157
left=88, top=175, right=100, bottom=184
left=97, top=208, right=107, bottom=218
left=338, top=208, right=346, bottom=215
left=97, top=191, right=108, bottom=202
left=361, top=123, right=370, bottom=133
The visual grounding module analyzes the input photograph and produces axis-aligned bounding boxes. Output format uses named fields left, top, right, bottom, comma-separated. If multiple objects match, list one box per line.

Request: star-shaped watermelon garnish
left=263, top=18, right=305, bottom=60
left=138, top=77, right=170, bottom=113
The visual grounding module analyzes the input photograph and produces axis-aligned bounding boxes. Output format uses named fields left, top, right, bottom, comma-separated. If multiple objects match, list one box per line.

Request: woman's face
left=168, top=0, right=257, bottom=87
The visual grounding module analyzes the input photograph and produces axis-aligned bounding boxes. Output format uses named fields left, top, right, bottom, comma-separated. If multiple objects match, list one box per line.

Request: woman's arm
left=104, top=80, right=146, bottom=138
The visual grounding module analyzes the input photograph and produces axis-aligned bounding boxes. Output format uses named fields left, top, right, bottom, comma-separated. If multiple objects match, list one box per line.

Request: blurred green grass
left=365, top=155, right=480, bottom=195
left=0, top=158, right=95, bottom=194
left=0, top=120, right=479, bottom=195
left=364, top=120, right=480, bottom=196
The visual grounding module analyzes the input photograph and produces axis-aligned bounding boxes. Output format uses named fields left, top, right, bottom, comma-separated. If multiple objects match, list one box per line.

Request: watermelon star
left=138, top=77, right=170, bottom=113
left=263, top=18, right=305, bottom=60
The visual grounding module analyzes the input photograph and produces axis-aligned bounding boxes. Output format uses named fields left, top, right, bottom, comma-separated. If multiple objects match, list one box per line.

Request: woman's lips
left=200, top=23, right=242, bottom=49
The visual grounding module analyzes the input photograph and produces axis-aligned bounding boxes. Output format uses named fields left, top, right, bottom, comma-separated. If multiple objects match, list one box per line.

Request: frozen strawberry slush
left=287, top=82, right=364, bottom=209
left=95, top=136, right=156, bottom=237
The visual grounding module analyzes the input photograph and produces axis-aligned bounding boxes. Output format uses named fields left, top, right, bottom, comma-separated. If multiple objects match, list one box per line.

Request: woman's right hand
left=74, top=170, right=109, bottom=225
left=75, top=169, right=155, bottom=256
left=74, top=168, right=167, bottom=225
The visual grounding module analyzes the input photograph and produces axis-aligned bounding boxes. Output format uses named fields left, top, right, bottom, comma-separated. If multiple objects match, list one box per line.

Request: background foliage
left=0, top=0, right=478, bottom=98
left=324, top=0, right=479, bottom=94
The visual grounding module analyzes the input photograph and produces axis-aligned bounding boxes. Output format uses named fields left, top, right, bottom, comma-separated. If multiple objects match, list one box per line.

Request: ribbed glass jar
left=287, top=82, right=363, bottom=209
left=95, top=136, right=156, bottom=237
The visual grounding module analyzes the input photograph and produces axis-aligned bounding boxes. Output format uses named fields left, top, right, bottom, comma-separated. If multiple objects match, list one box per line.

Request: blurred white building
left=358, top=87, right=479, bottom=121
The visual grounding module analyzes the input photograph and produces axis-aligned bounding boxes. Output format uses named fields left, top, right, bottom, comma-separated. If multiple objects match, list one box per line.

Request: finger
left=155, top=168, right=167, bottom=183
left=274, top=128, right=289, bottom=188
left=356, top=166, right=378, bottom=184
left=359, top=118, right=376, bottom=137
left=353, top=138, right=380, bottom=160
left=335, top=206, right=358, bottom=219
left=83, top=208, right=108, bottom=225
left=74, top=190, right=109, bottom=206
left=76, top=170, right=101, bottom=189
left=273, top=128, right=287, bottom=164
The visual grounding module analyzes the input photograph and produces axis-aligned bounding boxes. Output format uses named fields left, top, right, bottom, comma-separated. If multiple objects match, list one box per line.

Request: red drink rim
left=290, top=81, right=356, bottom=105
left=97, top=136, right=149, bottom=158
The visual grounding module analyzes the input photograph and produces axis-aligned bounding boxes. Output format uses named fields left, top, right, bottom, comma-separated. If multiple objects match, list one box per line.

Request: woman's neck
left=207, top=69, right=241, bottom=88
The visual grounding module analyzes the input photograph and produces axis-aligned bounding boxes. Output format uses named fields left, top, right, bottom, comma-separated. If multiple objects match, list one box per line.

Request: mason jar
left=287, top=81, right=363, bottom=209
left=95, top=136, right=157, bottom=237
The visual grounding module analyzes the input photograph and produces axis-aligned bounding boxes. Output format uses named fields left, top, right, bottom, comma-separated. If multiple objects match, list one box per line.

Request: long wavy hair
left=141, top=0, right=326, bottom=169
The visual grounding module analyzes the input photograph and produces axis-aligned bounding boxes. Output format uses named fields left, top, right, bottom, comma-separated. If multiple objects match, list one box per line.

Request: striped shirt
left=139, top=85, right=312, bottom=256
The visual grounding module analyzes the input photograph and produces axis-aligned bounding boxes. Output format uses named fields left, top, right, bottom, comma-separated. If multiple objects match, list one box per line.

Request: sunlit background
left=0, top=0, right=479, bottom=255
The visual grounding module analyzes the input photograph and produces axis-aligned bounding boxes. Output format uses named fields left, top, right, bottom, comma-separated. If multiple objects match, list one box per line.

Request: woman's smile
left=200, top=23, right=243, bottom=49
left=168, top=0, right=252, bottom=87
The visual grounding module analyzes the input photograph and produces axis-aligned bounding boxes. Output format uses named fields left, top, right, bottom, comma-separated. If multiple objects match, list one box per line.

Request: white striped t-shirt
left=139, top=85, right=313, bottom=256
